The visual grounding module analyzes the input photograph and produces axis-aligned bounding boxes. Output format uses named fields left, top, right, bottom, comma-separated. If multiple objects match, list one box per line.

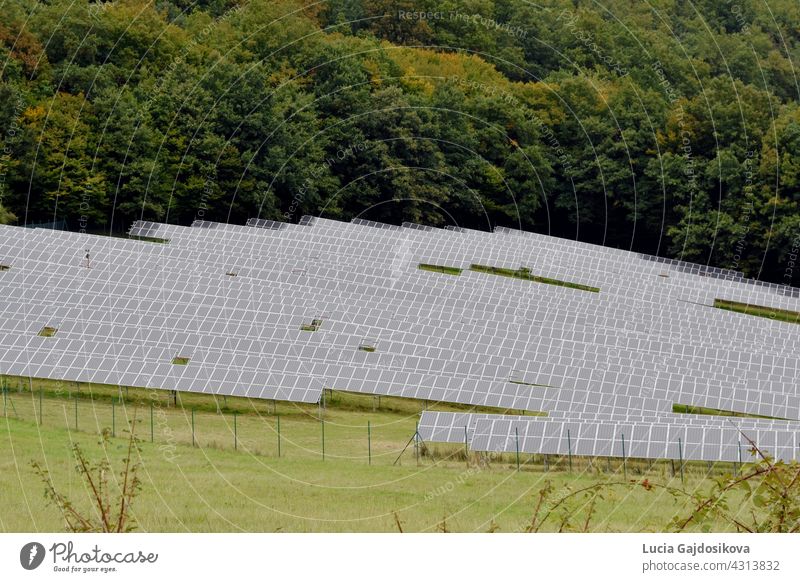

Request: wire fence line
left=0, top=381, right=747, bottom=481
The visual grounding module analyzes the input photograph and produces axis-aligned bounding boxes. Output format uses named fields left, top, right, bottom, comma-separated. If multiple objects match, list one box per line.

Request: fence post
left=567, top=429, right=573, bottom=473
left=367, top=421, right=371, bottom=465
left=515, top=427, right=520, bottom=472
left=464, top=426, right=469, bottom=467
left=415, top=423, right=421, bottom=465
left=621, top=432, right=627, bottom=480
left=737, top=441, right=742, bottom=475
left=678, top=438, right=684, bottom=485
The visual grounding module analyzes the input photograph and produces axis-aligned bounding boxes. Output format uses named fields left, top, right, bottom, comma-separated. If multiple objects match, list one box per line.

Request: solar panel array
left=417, top=411, right=800, bottom=462
left=2, top=215, right=799, bottom=462
left=0, top=225, right=321, bottom=402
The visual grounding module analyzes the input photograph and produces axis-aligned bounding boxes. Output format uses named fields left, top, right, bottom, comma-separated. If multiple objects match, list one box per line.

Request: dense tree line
left=1, top=0, right=799, bottom=284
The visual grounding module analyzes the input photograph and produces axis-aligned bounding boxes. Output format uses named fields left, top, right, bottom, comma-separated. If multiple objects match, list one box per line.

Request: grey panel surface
left=3, top=216, right=800, bottom=445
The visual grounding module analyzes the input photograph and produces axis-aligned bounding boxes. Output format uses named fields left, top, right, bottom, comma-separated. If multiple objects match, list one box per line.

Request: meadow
left=0, top=377, right=744, bottom=532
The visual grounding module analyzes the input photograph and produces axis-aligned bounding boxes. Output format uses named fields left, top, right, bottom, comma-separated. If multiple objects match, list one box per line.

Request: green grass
left=0, top=376, right=753, bottom=532
left=0, top=375, right=527, bottom=419
left=37, top=326, right=57, bottom=338
left=469, top=264, right=600, bottom=293
left=128, top=235, right=170, bottom=244
left=417, top=262, right=600, bottom=292
left=418, top=263, right=463, bottom=276
left=171, top=357, right=191, bottom=365
left=300, top=318, right=323, bottom=332
left=508, top=380, right=550, bottom=387
left=673, top=403, right=785, bottom=421
left=2, top=414, right=740, bottom=533
left=714, top=298, right=800, bottom=325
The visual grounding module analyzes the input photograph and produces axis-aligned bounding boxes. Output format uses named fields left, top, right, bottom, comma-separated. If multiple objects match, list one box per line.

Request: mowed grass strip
left=469, top=264, right=600, bottom=293
left=128, top=234, right=169, bottom=244
left=672, top=403, right=785, bottom=421
left=0, top=375, right=531, bottom=421
left=714, top=298, right=800, bottom=325
left=418, top=263, right=463, bottom=276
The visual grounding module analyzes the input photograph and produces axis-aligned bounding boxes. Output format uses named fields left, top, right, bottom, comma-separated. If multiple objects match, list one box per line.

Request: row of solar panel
left=2, top=217, right=799, bottom=463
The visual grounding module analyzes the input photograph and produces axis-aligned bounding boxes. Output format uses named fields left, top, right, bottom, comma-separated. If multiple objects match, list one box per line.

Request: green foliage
left=0, top=0, right=798, bottom=283
left=670, top=440, right=800, bottom=532
left=525, top=443, right=800, bottom=533
left=0, top=203, right=15, bottom=224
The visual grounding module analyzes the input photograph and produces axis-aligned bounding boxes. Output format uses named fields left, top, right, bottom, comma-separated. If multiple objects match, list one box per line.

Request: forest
left=1, top=0, right=799, bottom=284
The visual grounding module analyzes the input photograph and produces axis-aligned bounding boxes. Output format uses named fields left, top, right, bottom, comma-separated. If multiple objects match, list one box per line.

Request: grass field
left=0, top=377, right=747, bottom=533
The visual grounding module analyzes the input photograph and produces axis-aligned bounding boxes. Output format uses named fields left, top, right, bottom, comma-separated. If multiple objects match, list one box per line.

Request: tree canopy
left=1, top=0, right=799, bottom=284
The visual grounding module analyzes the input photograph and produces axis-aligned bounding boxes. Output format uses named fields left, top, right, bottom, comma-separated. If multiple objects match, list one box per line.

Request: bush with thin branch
left=669, top=433, right=800, bottom=532
left=31, top=414, right=143, bottom=533
left=524, top=431, right=800, bottom=533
